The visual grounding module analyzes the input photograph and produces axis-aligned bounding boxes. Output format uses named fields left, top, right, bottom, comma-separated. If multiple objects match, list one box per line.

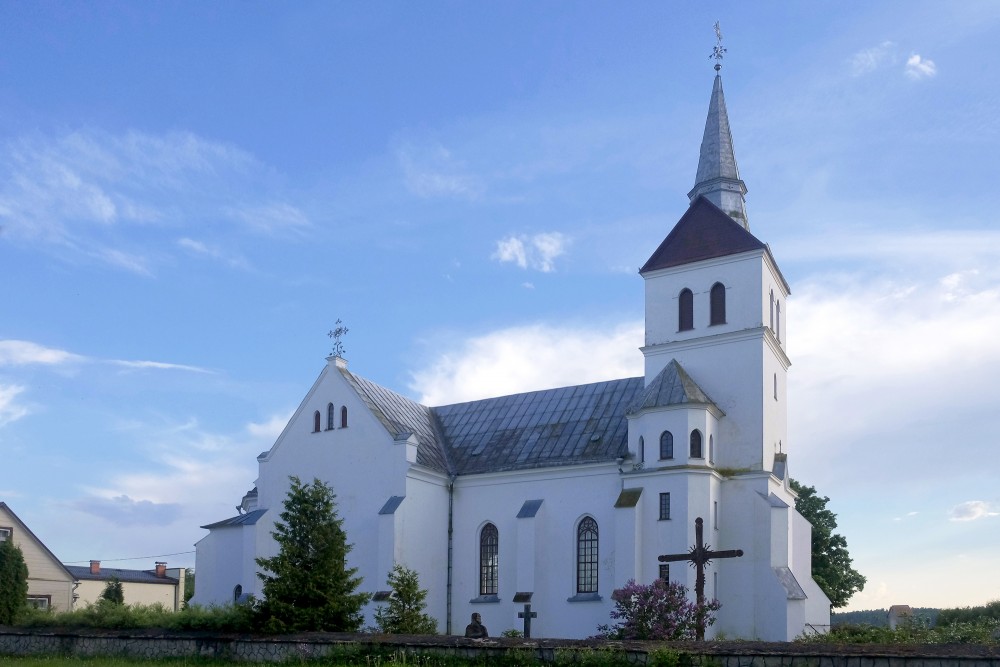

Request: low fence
left=1, top=627, right=999, bottom=666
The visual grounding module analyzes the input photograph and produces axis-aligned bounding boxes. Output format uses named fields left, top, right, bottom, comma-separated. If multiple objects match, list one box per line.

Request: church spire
left=687, top=24, right=749, bottom=230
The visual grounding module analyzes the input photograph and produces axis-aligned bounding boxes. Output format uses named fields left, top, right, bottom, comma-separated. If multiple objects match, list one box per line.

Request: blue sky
left=2, top=1, right=999, bottom=613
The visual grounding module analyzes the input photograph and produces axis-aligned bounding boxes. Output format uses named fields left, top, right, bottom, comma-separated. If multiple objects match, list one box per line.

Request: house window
left=659, top=431, right=673, bottom=460
left=576, top=517, right=599, bottom=594
left=638, top=436, right=644, bottom=463
left=233, top=585, right=243, bottom=603
left=678, top=289, right=694, bottom=331
left=312, top=411, right=321, bottom=433
left=0, top=527, right=11, bottom=542
left=659, top=563, right=670, bottom=582
left=341, top=406, right=348, bottom=428
left=710, top=282, right=726, bottom=325
left=327, top=403, right=335, bottom=430
left=480, top=523, right=498, bottom=596
left=26, top=596, right=50, bottom=610
left=659, top=492, right=671, bottom=520
left=690, top=430, right=703, bottom=458
left=709, top=435, right=715, bottom=464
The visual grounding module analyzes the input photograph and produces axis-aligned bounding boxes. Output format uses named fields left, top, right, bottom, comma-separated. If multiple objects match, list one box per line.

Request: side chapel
left=193, top=62, right=832, bottom=640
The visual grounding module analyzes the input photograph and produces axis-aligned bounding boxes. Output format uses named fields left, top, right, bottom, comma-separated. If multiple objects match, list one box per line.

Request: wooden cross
left=517, top=604, right=537, bottom=638
left=658, top=517, right=743, bottom=640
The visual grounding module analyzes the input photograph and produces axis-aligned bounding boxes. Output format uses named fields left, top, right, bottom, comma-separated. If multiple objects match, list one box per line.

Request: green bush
left=803, top=617, right=1000, bottom=645
left=17, top=600, right=254, bottom=632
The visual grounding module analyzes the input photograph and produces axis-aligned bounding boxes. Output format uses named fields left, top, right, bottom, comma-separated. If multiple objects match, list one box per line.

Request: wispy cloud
left=493, top=232, right=569, bottom=272
left=949, top=501, right=999, bottom=522
left=0, top=340, right=84, bottom=366
left=850, top=41, right=897, bottom=76
left=0, top=384, right=28, bottom=426
left=905, top=54, right=937, bottom=80
left=72, top=494, right=182, bottom=527
left=177, top=237, right=251, bottom=270
left=109, top=360, right=215, bottom=374
left=398, top=143, right=484, bottom=200
left=223, top=202, right=311, bottom=238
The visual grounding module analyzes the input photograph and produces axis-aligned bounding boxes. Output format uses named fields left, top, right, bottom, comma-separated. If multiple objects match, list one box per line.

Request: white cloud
left=177, top=237, right=251, bottom=270
left=0, top=384, right=28, bottom=426
left=223, top=202, right=311, bottom=237
left=492, top=232, right=569, bottom=272
left=410, top=321, right=643, bottom=405
left=850, top=41, right=896, bottom=76
left=905, top=53, right=937, bottom=80
left=398, top=143, right=483, bottom=199
left=109, top=359, right=214, bottom=374
left=0, top=340, right=84, bottom=366
left=949, top=501, right=999, bottom=522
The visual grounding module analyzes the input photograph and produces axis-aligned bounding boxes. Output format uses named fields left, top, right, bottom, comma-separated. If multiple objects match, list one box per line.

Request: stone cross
left=517, top=604, right=537, bottom=638
left=658, top=516, right=743, bottom=640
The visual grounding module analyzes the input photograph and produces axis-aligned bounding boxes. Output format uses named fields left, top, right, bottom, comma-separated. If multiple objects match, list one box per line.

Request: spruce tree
left=373, top=564, right=437, bottom=634
left=0, top=539, right=29, bottom=624
left=255, top=476, right=369, bottom=632
left=100, top=577, right=125, bottom=605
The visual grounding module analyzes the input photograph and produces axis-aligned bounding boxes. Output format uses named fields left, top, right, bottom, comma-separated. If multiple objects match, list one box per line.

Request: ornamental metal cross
left=658, top=517, right=743, bottom=640
left=327, top=319, right=349, bottom=358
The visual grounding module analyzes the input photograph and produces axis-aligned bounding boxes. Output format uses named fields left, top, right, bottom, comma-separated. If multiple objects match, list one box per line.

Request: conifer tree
left=373, top=564, right=437, bottom=634
left=100, top=577, right=125, bottom=605
left=0, top=539, right=29, bottom=624
left=255, top=476, right=369, bottom=632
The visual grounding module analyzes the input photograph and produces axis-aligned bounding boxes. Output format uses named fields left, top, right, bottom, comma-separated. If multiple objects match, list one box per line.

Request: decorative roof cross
left=710, top=21, right=726, bottom=71
left=658, top=517, right=743, bottom=640
left=327, top=319, right=349, bottom=358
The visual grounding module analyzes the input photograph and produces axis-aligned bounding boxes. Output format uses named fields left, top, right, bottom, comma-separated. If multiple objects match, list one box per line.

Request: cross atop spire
left=688, top=23, right=749, bottom=230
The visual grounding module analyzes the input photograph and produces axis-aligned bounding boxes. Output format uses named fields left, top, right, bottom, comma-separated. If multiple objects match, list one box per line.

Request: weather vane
left=710, top=21, right=726, bottom=71
left=328, top=319, right=349, bottom=358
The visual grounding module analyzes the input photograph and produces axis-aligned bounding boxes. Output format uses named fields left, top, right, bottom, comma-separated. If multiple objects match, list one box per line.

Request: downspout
left=446, top=473, right=456, bottom=635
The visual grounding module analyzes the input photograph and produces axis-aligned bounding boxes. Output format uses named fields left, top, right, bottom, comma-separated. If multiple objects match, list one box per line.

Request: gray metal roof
left=516, top=499, right=544, bottom=518
left=378, top=496, right=405, bottom=515
left=201, top=508, right=267, bottom=529
left=627, top=359, right=718, bottom=414
left=64, top=565, right=179, bottom=585
left=773, top=566, right=807, bottom=600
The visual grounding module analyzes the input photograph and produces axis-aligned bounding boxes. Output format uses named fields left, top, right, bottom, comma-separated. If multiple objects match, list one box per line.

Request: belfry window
left=327, top=403, right=335, bottom=430
left=690, top=430, right=703, bottom=458
left=709, top=435, right=715, bottom=464
left=313, top=411, right=321, bottom=433
left=576, top=517, right=599, bottom=594
left=341, top=406, right=348, bottom=428
left=659, top=431, right=673, bottom=460
left=710, top=282, right=726, bottom=325
left=776, top=302, right=781, bottom=342
left=638, top=436, right=645, bottom=463
left=479, top=523, right=498, bottom=596
left=678, top=289, right=694, bottom=331
left=770, top=290, right=775, bottom=331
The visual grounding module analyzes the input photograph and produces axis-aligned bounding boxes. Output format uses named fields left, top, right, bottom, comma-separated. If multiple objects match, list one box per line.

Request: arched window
left=690, top=430, right=703, bottom=458
left=710, top=282, right=726, bottom=325
left=774, top=374, right=778, bottom=400
left=769, top=290, right=775, bottom=331
left=638, top=436, right=645, bottom=463
left=709, top=435, right=715, bottom=464
left=313, top=411, right=321, bottom=433
left=659, top=431, right=674, bottom=460
left=678, top=289, right=694, bottom=331
left=479, top=523, right=498, bottom=596
left=327, top=403, right=335, bottom=430
left=576, top=517, right=599, bottom=594
left=341, top=406, right=348, bottom=428
left=233, top=584, right=243, bottom=603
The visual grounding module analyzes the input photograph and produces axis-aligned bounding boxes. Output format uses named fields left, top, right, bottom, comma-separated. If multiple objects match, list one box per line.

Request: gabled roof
left=64, top=565, right=179, bottom=585
left=0, top=501, right=75, bottom=582
left=640, top=196, right=766, bottom=273
left=200, top=508, right=267, bottom=529
left=626, top=359, right=719, bottom=415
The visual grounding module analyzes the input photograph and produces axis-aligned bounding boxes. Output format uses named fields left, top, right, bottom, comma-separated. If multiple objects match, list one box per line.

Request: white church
left=192, top=65, right=832, bottom=640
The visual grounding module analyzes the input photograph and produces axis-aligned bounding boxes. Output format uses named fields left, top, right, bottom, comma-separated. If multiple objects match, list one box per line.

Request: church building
left=192, top=64, right=832, bottom=640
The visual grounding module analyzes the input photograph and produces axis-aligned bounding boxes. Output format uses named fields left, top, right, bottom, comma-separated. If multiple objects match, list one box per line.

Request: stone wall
left=1, top=627, right=999, bottom=666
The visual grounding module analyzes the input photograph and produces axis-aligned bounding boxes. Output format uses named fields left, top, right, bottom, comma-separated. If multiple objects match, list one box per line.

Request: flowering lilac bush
left=597, top=579, right=722, bottom=640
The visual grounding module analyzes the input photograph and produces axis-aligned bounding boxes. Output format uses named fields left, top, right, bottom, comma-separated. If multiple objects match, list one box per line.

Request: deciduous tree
left=791, top=479, right=866, bottom=607
left=255, top=476, right=369, bottom=632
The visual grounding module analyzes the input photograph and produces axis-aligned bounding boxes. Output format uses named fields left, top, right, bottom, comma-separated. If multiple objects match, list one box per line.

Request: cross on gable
left=658, top=517, right=743, bottom=639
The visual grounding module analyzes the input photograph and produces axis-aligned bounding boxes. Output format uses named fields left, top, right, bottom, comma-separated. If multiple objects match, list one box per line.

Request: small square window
left=27, top=596, right=50, bottom=610
left=659, top=564, right=670, bottom=581
left=0, top=527, right=11, bottom=542
left=659, top=493, right=671, bottom=521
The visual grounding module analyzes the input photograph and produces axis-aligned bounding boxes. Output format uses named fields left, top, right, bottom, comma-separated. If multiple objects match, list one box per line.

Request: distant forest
left=834, top=600, right=1000, bottom=627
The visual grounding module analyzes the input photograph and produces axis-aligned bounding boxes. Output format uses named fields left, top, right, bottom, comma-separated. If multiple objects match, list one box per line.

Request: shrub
left=597, top=578, right=721, bottom=640
left=0, top=539, right=29, bottom=624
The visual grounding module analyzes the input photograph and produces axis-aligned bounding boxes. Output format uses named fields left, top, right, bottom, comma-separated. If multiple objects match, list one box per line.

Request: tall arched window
left=327, top=403, right=335, bottom=430
left=709, top=435, right=715, bottom=464
left=577, top=517, right=599, bottom=594
left=341, top=406, right=348, bottom=428
left=233, top=584, right=243, bottom=603
left=769, top=290, right=775, bottom=331
left=776, top=302, right=781, bottom=342
left=659, top=431, right=674, bottom=460
left=690, top=430, right=703, bottom=458
left=313, top=411, right=321, bottom=433
left=638, top=436, right=645, bottom=463
left=710, top=282, right=726, bottom=325
left=678, top=289, right=694, bottom=331
left=479, top=523, right=498, bottom=596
